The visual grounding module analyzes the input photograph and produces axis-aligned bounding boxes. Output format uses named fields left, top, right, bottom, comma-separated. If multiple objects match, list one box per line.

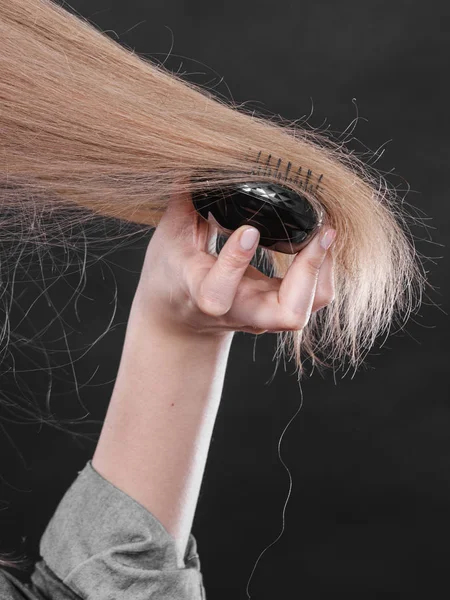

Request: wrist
left=129, top=285, right=236, bottom=345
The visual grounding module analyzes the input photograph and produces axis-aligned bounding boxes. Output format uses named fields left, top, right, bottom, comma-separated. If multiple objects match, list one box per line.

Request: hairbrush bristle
left=250, top=150, right=324, bottom=195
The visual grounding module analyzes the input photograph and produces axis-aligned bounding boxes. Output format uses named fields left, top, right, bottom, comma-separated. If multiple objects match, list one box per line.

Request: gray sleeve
left=30, top=460, right=206, bottom=600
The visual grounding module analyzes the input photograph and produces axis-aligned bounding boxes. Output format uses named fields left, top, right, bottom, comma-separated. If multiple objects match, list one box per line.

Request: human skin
left=92, top=190, right=336, bottom=563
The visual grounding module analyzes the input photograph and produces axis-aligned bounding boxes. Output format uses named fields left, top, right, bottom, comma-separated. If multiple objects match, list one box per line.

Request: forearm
left=92, top=289, right=234, bottom=564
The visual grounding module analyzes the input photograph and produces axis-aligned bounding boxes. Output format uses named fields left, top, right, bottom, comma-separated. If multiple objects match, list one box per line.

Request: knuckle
left=196, top=292, right=229, bottom=316
left=243, top=325, right=268, bottom=335
left=306, top=258, right=323, bottom=277
left=281, top=310, right=309, bottom=332
left=222, top=251, right=247, bottom=269
left=316, top=289, right=336, bottom=308
left=313, top=301, right=329, bottom=313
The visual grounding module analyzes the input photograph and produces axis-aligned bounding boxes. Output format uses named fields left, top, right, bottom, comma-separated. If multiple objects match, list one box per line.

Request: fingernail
left=240, top=227, right=259, bottom=250
left=320, top=228, right=336, bottom=251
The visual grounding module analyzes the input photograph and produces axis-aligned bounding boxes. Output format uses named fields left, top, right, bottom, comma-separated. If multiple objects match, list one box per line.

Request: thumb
left=196, top=225, right=261, bottom=316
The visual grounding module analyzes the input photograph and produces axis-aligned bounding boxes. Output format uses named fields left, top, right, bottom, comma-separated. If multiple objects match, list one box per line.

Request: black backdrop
left=1, top=1, right=449, bottom=598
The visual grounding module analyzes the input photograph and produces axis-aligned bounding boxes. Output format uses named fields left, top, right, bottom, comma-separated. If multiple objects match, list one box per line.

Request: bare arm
left=92, top=191, right=335, bottom=569
left=92, top=291, right=234, bottom=564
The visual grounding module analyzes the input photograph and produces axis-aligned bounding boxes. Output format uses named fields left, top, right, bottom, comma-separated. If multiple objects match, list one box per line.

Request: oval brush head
left=192, top=180, right=324, bottom=255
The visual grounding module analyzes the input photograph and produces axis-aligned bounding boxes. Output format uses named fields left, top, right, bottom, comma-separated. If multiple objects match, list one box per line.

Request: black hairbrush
left=192, top=154, right=325, bottom=255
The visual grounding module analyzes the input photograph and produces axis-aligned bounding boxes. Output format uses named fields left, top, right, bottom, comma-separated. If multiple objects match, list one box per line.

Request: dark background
left=1, top=1, right=449, bottom=598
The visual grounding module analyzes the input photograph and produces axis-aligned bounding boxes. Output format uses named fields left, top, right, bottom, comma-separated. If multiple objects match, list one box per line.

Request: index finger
left=278, top=228, right=336, bottom=315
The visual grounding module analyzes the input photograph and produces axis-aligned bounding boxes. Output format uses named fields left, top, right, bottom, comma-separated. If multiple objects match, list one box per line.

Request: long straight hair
left=0, top=0, right=431, bottom=569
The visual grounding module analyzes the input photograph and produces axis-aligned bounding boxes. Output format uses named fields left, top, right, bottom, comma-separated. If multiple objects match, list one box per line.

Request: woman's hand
left=134, top=189, right=336, bottom=338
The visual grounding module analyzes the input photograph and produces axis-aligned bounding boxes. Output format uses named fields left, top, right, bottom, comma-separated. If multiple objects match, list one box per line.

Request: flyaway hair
left=0, top=0, right=436, bottom=572
left=0, top=0, right=429, bottom=382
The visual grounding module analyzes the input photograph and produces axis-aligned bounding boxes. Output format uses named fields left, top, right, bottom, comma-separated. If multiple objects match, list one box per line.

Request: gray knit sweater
left=0, top=461, right=206, bottom=599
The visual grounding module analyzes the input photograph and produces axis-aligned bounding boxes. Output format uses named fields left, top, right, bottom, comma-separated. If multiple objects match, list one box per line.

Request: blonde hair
left=0, top=0, right=431, bottom=381
left=0, top=0, right=438, bottom=573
